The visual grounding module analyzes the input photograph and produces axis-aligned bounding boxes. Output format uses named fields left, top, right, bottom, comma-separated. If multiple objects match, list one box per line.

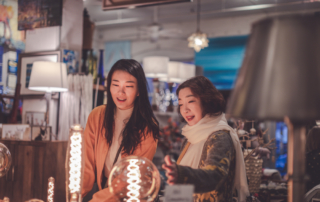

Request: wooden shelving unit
left=0, top=94, right=15, bottom=99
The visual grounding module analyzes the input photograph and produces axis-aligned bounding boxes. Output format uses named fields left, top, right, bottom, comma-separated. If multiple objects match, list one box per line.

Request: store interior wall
left=21, top=0, right=84, bottom=136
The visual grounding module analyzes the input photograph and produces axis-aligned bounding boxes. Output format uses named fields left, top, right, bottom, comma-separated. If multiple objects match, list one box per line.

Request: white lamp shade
left=28, top=61, right=68, bottom=92
left=179, top=63, right=195, bottom=82
left=168, top=62, right=182, bottom=83
left=143, top=56, right=169, bottom=78
left=159, top=61, right=183, bottom=83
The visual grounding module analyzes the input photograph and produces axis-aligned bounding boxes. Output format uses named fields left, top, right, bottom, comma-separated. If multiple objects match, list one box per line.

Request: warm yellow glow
left=73, top=125, right=82, bottom=130
left=69, top=132, right=82, bottom=193
left=126, top=159, right=141, bottom=202
left=188, top=31, right=209, bottom=52
left=47, top=177, right=55, bottom=202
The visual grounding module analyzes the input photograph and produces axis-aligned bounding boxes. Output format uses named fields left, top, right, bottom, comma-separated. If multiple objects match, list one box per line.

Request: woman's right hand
left=162, top=155, right=178, bottom=185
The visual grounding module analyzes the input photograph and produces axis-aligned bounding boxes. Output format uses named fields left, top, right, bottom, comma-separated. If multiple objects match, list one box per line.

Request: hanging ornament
left=188, top=31, right=209, bottom=52
left=237, top=129, right=247, bottom=138
left=188, top=0, right=209, bottom=52
left=250, top=121, right=256, bottom=136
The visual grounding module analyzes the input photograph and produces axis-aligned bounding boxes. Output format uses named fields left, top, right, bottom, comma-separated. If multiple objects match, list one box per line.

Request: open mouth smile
left=186, top=116, right=195, bottom=122
left=117, top=98, right=126, bottom=103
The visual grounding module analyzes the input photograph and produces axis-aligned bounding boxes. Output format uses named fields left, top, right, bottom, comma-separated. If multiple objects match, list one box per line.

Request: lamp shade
left=168, top=61, right=181, bottom=83
left=28, top=61, right=68, bottom=92
left=179, top=63, right=195, bottom=82
left=160, top=61, right=182, bottom=83
left=143, top=56, right=169, bottom=78
left=227, top=14, right=320, bottom=122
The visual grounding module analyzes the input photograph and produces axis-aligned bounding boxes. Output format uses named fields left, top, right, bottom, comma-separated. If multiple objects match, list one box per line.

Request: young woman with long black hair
left=82, top=59, right=159, bottom=202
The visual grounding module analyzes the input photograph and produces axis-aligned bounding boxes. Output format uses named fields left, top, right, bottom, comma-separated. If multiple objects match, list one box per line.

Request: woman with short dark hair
left=163, top=76, right=249, bottom=202
left=82, top=59, right=159, bottom=202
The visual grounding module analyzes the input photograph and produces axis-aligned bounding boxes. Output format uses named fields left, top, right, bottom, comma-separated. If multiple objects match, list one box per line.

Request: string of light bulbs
left=69, top=132, right=82, bottom=193
left=47, top=177, right=55, bottom=202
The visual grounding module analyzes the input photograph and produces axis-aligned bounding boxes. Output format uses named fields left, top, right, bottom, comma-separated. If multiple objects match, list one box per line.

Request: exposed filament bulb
left=47, top=177, right=55, bottom=202
left=126, top=159, right=141, bottom=202
left=69, top=132, right=82, bottom=193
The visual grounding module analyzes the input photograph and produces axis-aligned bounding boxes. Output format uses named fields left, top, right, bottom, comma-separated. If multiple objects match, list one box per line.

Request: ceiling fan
left=120, top=7, right=184, bottom=42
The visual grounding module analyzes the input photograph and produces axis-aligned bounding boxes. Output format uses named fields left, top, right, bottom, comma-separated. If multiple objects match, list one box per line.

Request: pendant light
left=188, top=0, right=209, bottom=52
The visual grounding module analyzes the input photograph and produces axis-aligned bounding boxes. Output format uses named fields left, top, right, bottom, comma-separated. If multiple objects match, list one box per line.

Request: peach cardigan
left=81, top=105, right=158, bottom=202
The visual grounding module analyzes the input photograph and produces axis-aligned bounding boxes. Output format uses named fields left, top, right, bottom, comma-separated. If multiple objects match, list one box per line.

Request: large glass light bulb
left=0, top=143, right=11, bottom=178
left=108, top=156, right=160, bottom=202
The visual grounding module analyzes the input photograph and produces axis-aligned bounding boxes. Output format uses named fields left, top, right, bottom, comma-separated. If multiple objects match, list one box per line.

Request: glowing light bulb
left=126, top=159, right=141, bottom=202
left=108, top=156, right=160, bottom=202
left=188, top=31, right=209, bottom=52
left=195, top=38, right=203, bottom=46
left=47, top=177, right=55, bottom=202
left=66, top=125, right=84, bottom=202
left=69, top=132, right=82, bottom=193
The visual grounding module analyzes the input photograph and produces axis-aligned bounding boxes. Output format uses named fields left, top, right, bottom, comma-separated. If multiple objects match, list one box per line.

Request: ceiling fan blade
left=159, top=29, right=183, bottom=35
left=120, top=33, right=140, bottom=38
left=159, top=36, right=187, bottom=40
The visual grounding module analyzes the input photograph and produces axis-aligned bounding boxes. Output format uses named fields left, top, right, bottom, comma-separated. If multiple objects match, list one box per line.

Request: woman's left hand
left=162, top=155, right=178, bottom=185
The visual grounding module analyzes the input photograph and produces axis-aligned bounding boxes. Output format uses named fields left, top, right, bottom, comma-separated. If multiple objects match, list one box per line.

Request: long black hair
left=103, top=59, right=159, bottom=155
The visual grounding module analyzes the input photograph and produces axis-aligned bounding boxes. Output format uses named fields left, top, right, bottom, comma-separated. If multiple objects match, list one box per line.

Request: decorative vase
left=244, top=149, right=263, bottom=194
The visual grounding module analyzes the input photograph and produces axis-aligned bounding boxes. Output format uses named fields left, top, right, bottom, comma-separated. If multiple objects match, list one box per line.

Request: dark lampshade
left=227, top=14, right=320, bottom=122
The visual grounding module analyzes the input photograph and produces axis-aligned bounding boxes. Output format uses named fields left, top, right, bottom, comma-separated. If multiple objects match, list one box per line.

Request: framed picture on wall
left=31, top=126, right=52, bottom=141
left=25, top=111, right=47, bottom=126
left=24, top=111, right=51, bottom=141
left=63, top=49, right=79, bottom=74
left=18, top=51, right=61, bottom=95
left=18, top=0, right=63, bottom=30
left=1, top=124, right=30, bottom=140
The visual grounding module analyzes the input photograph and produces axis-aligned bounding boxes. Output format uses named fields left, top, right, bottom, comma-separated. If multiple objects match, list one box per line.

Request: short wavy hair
left=176, top=76, right=226, bottom=116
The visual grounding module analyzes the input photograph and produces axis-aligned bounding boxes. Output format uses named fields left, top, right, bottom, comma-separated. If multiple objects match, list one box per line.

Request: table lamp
left=227, top=14, right=320, bottom=202
left=28, top=61, right=68, bottom=140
